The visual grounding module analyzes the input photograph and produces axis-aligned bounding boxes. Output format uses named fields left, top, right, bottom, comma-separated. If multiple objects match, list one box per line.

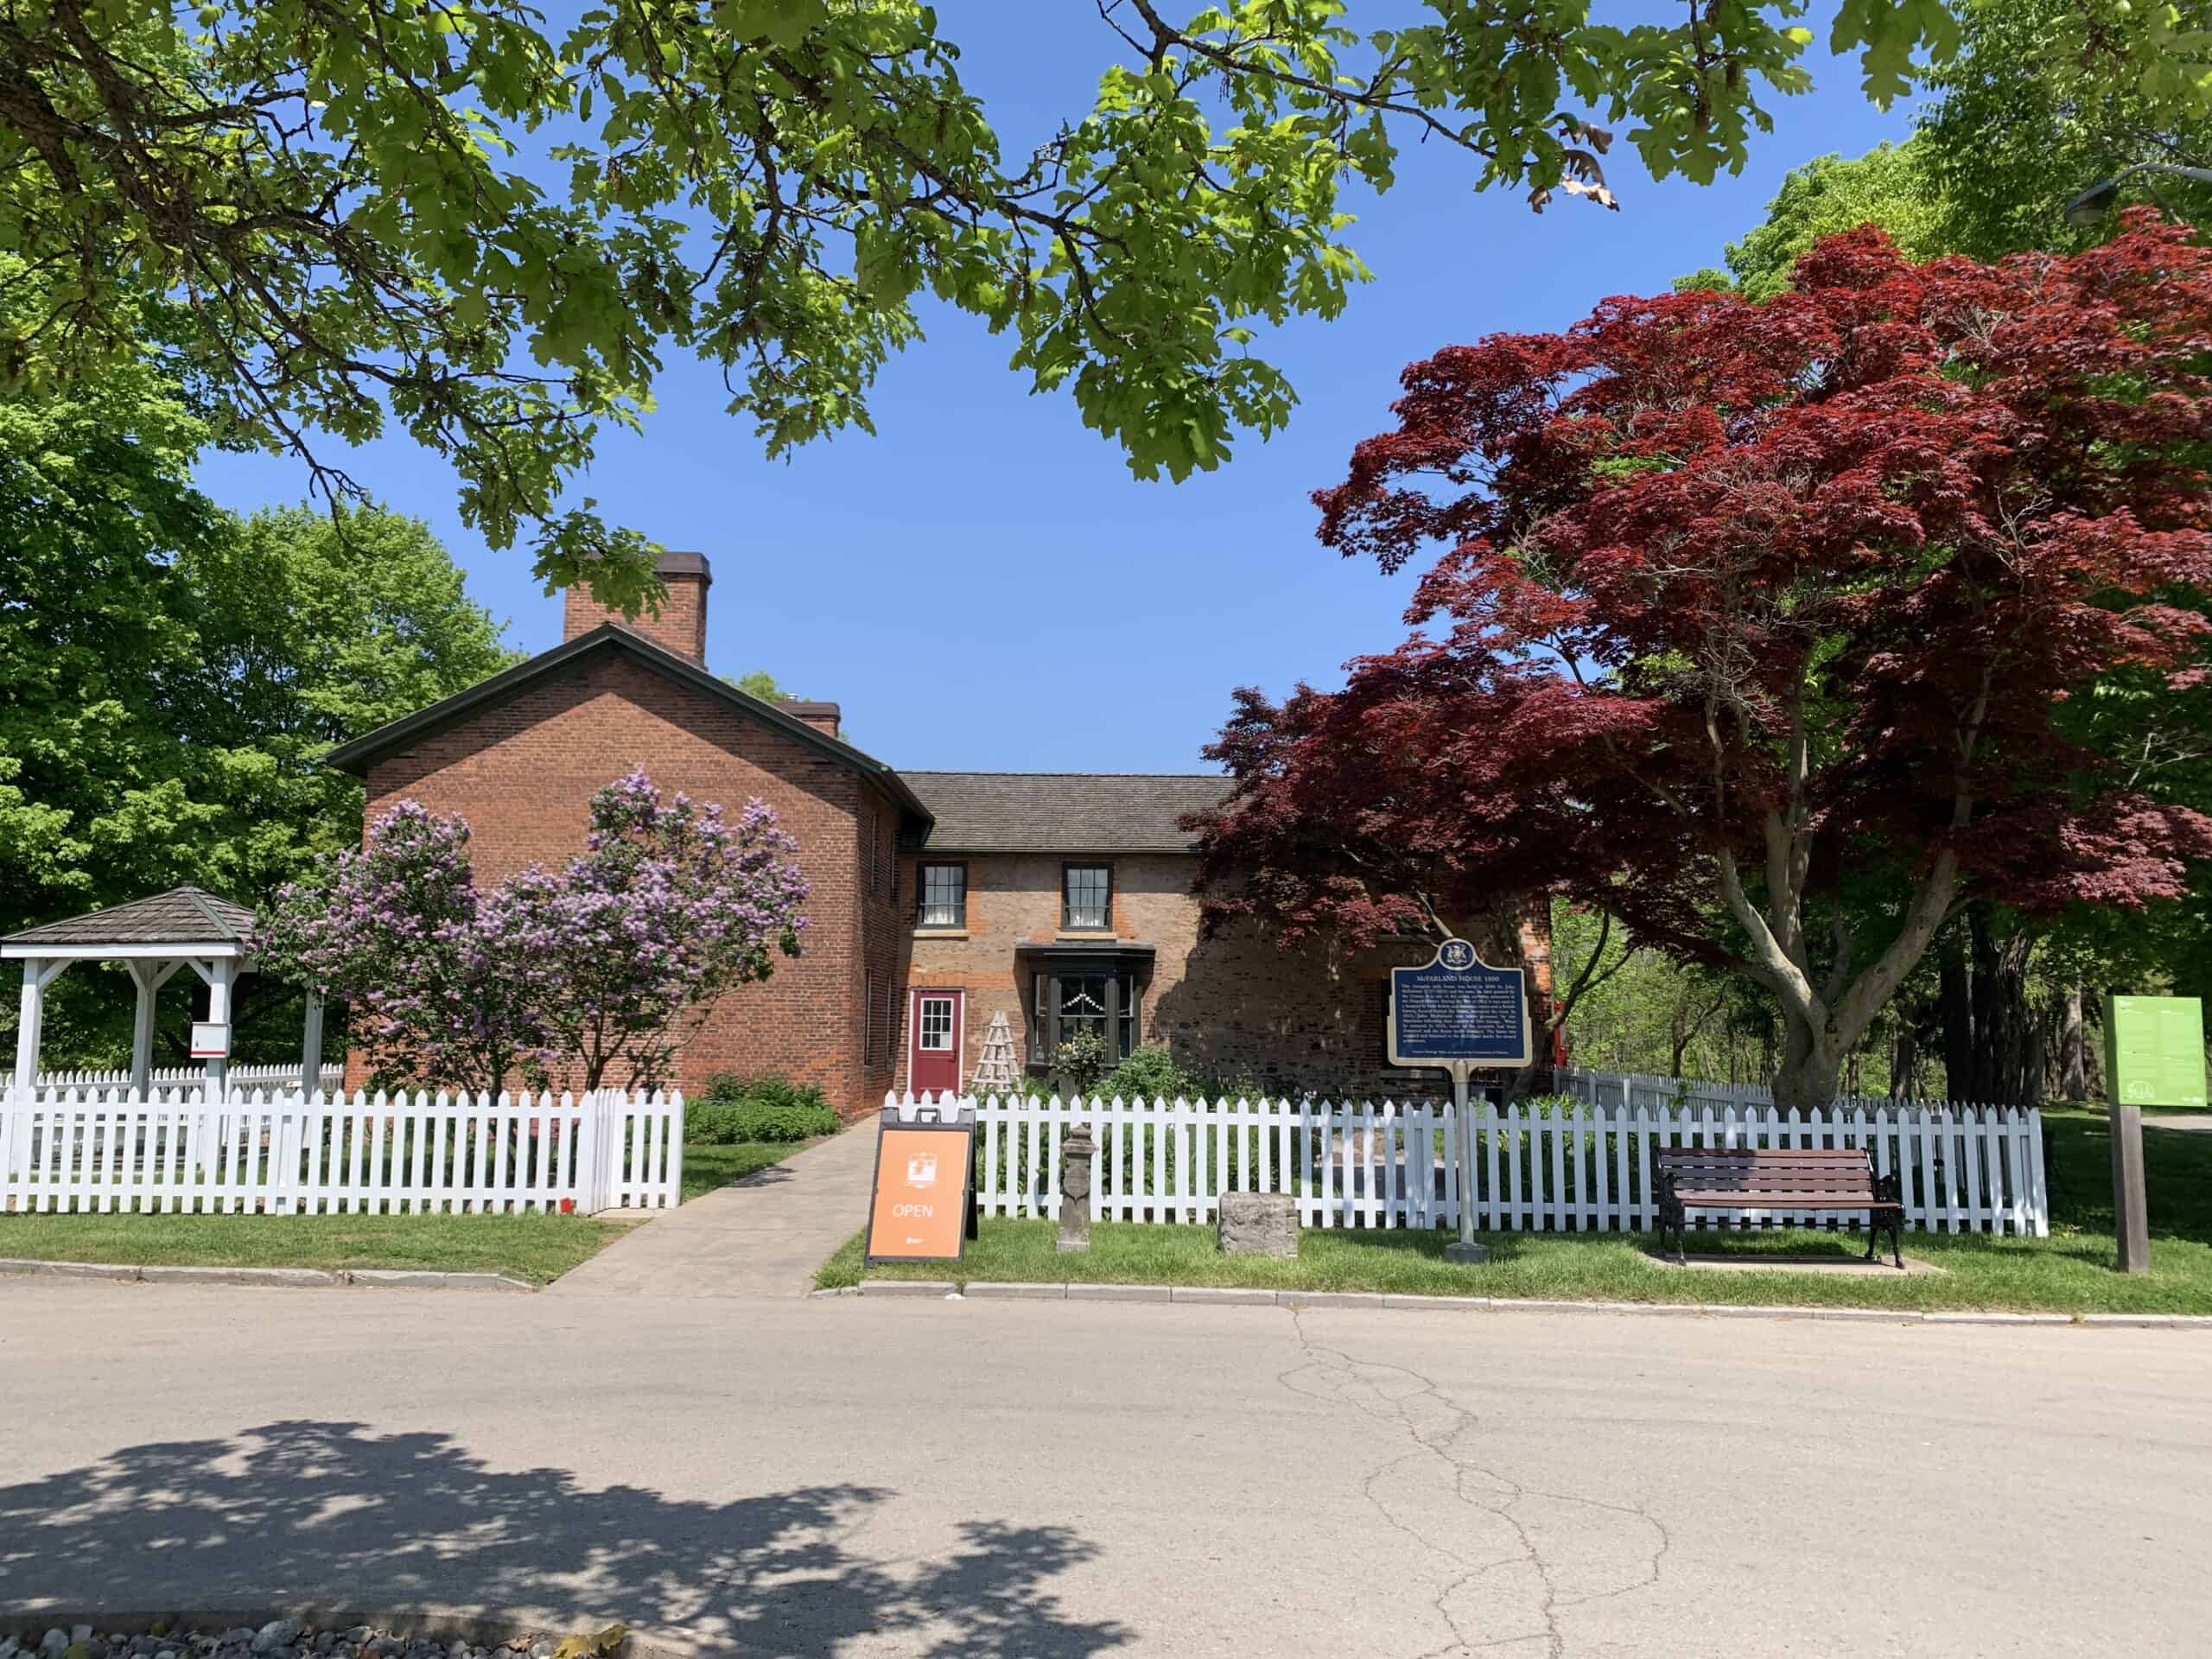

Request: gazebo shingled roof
left=2, top=885, right=257, bottom=949
left=5, top=886, right=295, bottom=1100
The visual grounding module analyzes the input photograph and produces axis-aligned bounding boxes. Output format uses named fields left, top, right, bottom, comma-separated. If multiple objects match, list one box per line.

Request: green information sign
left=2105, top=995, right=2208, bottom=1109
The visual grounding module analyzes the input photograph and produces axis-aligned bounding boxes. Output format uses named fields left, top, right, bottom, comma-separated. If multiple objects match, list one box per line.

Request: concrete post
left=1058, top=1122, right=1097, bottom=1254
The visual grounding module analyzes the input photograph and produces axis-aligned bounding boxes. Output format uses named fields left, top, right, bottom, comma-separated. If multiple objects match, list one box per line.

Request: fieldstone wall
left=897, top=851, right=1552, bottom=1101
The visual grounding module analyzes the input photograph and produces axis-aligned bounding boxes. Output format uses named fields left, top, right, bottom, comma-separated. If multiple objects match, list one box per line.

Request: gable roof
left=322, top=624, right=932, bottom=825
left=903, top=772, right=1227, bottom=854
left=3, top=885, right=257, bottom=947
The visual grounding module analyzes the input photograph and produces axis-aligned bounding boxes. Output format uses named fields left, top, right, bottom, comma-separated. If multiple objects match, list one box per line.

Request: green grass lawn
left=818, top=1105, right=2212, bottom=1315
left=0, top=1135, right=822, bottom=1281
left=681, top=1137, right=823, bottom=1200
left=0, top=1210, right=619, bottom=1284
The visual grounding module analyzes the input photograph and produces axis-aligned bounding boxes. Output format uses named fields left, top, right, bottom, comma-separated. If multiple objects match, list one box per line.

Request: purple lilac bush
left=260, top=772, right=808, bottom=1092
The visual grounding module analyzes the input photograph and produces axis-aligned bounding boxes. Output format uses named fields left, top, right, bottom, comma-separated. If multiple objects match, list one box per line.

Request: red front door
left=909, top=989, right=964, bottom=1096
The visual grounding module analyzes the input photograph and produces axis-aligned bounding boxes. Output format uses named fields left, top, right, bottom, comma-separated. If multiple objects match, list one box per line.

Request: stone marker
left=1058, top=1125, right=1096, bottom=1254
left=1218, top=1192, right=1297, bottom=1257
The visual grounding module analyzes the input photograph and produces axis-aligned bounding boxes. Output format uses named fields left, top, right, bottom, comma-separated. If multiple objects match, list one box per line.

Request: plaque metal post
left=1444, top=1060, right=1489, bottom=1263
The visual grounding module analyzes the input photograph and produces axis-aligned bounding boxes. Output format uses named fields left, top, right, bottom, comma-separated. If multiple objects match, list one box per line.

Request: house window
left=918, top=996, right=954, bottom=1050
left=1062, top=863, right=1112, bottom=931
left=866, top=815, right=879, bottom=899
left=918, top=862, right=967, bottom=928
left=862, top=974, right=875, bottom=1065
left=1030, top=968, right=1141, bottom=1063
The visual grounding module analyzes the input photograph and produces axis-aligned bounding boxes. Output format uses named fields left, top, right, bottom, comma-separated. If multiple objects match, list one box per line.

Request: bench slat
left=1672, top=1185, right=1874, bottom=1192
left=1659, top=1145, right=1895, bottom=1208
left=1656, top=1152, right=1876, bottom=1168
left=1673, top=1192, right=1885, bottom=1208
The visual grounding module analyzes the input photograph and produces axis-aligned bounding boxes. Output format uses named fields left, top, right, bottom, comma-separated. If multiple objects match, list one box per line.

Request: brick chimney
left=563, top=550, right=711, bottom=663
left=781, top=700, right=842, bottom=740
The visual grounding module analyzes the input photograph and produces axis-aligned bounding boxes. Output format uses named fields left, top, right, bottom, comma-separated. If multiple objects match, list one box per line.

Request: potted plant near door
left=1050, top=1028, right=1109, bottom=1101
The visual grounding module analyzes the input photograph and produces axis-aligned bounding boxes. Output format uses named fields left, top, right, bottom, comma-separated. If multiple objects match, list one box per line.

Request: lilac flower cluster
left=259, top=772, right=810, bottom=1092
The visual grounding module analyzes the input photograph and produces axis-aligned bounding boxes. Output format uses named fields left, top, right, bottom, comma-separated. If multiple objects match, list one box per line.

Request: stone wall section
left=897, top=851, right=1554, bottom=1101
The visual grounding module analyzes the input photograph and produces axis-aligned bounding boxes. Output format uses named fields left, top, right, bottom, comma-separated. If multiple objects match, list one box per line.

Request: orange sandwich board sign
left=865, top=1103, right=977, bottom=1264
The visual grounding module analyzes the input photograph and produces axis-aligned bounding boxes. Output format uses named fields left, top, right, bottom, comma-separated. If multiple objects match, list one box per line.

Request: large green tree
left=1673, top=0, right=2212, bottom=1103
left=1917, top=0, right=2212, bottom=261
left=1, top=266, right=514, bottom=1065
left=10, top=0, right=2184, bottom=607
left=1681, top=141, right=1945, bottom=297
left=1693, top=0, right=2212, bottom=299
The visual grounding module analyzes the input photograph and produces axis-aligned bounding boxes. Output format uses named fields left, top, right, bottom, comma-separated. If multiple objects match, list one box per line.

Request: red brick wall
left=856, top=792, right=905, bottom=1110
left=358, top=651, right=891, bottom=1114
left=562, top=574, right=709, bottom=662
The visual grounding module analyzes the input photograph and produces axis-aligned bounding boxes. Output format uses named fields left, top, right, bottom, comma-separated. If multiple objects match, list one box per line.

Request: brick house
left=329, top=552, right=1551, bottom=1115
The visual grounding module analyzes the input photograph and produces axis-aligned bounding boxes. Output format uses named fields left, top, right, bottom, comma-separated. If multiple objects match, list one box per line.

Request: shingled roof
left=902, top=772, right=1228, bottom=854
left=2, top=885, right=257, bottom=947
left=321, top=623, right=933, bottom=828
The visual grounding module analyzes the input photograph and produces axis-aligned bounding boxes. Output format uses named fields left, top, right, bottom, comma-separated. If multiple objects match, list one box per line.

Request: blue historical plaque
left=1388, top=940, right=1530, bottom=1069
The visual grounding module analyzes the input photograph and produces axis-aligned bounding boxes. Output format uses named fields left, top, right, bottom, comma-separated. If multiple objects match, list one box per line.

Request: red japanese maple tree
left=1191, top=214, right=2212, bottom=1109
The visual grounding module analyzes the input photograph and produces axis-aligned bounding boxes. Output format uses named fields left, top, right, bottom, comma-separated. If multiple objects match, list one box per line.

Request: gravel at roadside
left=0, top=1623, right=623, bottom=1659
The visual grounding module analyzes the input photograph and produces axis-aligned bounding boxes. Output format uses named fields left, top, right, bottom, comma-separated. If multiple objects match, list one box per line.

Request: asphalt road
left=1, top=1281, right=2205, bottom=1658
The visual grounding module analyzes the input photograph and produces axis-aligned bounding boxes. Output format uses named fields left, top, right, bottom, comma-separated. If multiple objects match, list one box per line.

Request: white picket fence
left=0, top=1087, right=684, bottom=1216
left=0, top=1062, right=347, bottom=1093
left=896, top=1087, right=2048, bottom=1237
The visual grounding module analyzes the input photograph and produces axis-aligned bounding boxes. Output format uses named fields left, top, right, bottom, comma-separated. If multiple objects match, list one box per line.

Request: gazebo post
left=12, top=957, right=68, bottom=1099
left=201, top=957, right=235, bottom=1097
left=127, top=960, right=183, bottom=1098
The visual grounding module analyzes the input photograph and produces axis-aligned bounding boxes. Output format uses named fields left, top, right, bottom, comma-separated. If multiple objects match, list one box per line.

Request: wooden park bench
left=1652, top=1147, right=1904, bottom=1268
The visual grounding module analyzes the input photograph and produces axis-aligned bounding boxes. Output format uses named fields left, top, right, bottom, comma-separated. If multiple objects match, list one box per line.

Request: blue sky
left=198, top=5, right=1912, bottom=773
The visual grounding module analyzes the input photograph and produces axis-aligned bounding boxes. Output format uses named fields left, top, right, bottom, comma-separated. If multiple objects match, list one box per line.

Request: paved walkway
left=548, top=1121, right=879, bottom=1299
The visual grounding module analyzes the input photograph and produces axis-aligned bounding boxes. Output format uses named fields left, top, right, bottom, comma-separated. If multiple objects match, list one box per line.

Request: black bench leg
left=1890, top=1217, right=1904, bottom=1271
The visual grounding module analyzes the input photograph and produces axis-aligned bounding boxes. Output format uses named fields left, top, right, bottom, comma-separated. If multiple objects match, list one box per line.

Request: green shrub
left=1097, top=1043, right=1198, bottom=1102
left=684, top=1074, right=837, bottom=1144
left=1093, top=1043, right=1276, bottom=1104
left=722, top=1096, right=838, bottom=1142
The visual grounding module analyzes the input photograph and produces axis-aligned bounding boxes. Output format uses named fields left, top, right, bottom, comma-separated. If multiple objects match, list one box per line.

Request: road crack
left=1278, top=1306, right=1670, bottom=1658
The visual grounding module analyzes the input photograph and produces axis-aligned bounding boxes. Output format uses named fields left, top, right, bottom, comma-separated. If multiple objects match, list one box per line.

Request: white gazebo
left=3, top=885, right=322, bottom=1100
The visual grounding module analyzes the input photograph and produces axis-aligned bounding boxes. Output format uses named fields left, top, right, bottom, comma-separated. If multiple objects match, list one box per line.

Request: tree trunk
left=2058, top=987, right=2087, bottom=1101
left=1772, top=1023, right=1848, bottom=1112
left=1940, top=933, right=1973, bottom=1099
left=1890, top=1025, right=1917, bottom=1098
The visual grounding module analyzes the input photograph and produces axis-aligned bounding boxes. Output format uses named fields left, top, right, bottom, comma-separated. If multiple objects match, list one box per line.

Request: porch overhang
left=1013, top=938, right=1158, bottom=969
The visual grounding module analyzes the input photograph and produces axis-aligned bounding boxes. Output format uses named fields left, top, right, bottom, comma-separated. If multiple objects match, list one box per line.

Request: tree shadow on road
left=0, top=1420, right=1128, bottom=1658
